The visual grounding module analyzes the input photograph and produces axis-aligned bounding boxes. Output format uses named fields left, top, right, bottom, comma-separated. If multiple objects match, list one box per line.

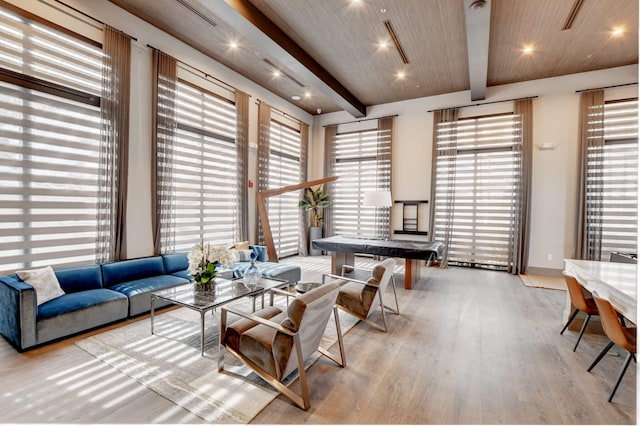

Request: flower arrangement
left=188, top=241, right=231, bottom=288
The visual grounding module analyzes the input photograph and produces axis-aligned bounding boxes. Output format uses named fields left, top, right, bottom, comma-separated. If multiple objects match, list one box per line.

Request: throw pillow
left=16, top=266, right=65, bottom=306
left=229, top=249, right=254, bottom=263
left=250, top=245, right=268, bottom=262
left=234, top=241, right=250, bottom=250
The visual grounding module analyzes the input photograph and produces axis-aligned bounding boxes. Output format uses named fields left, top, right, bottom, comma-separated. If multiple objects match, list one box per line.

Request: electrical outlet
left=547, top=254, right=553, bottom=261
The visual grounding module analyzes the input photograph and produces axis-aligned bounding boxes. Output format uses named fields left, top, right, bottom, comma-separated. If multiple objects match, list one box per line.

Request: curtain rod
left=427, top=96, right=537, bottom=113
left=147, top=44, right=239, bottom=94
left=52, top=0, right=137, bottom=41
left=255, top=99, right=310, bottom=127
left=322, top=114, right=398, bottom=128
left=575, top=82, right=638, bottom=93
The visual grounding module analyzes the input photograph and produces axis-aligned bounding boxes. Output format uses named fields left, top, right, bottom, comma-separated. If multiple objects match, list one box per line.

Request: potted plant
left=299, top=185, right=331, bottom=255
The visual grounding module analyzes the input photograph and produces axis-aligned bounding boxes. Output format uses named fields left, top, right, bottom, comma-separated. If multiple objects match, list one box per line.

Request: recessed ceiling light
left=611, top=26, right=624, bottom=37
left=273, top=70, right=281, bottom=77
left=522, top=45, right=534, bottom=55
left=380, top=8, right=387, bottom=13
left=229, top=40, right=238, bottom=49
left=378, top=40, right=389, bottom=49
left=304, top=92, right=311, bottom=98
left=396, top=71, right=406, bottom=79
left=291, top=95, right=301, bottom=101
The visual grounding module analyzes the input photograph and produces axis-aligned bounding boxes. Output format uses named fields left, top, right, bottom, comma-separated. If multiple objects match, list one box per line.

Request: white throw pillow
left=16, top=266, right=65, bottom=306
left=229, top=249, right=254, bottom=263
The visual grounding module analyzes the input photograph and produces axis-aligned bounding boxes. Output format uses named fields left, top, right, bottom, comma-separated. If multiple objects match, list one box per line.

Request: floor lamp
left=363, top=190, right=392, bottom=239
left=257, top=176, right=339, bottom=263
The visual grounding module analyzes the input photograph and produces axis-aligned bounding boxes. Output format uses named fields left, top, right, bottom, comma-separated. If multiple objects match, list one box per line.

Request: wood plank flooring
left=0, top=262, right=635, bottom=424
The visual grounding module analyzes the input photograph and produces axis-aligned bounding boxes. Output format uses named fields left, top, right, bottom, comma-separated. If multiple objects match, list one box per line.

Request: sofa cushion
left=233, top=241, right=250, bottom=250
left=231, top=261, right=301, bottom=284
left=16, top=266, right=65, bottom=306
left=37, top=288, right=127, bottom=320
left=101, top=256, right=165, bottom=288
left=171, top=270, right=192, bottom=281
left=162, top=252, right=189, bottom=274
left=230, top=249, right=254, bottom=263
left=36, top=288, right=128, bottom=345
left=110, top=274, right=189, bottom=316
left=55, top=264, right=103, bottom=293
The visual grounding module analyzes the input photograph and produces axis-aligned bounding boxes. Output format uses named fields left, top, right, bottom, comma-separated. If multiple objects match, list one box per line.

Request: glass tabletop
left=151, top=276, right=288, bottom=311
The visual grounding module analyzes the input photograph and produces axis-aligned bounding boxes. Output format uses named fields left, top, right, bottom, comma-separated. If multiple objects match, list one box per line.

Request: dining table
left=564, top=259, right=637, bottom=324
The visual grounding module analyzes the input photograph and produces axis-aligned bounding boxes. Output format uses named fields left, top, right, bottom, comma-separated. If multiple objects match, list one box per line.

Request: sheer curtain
left=323, top=125, right=338, bottom=237
left=509, top=98, right=533, bottom=274
left=376, top=117, right=394, bottom=238
left=256, top=102, right=272, bottom=244
left=299, top=122, right=310, bottom=255
left=235, top=90, right=250, bottom=242
left=97, top=26, right=131, bottom=262
left=429, top=108, right=458, bottom=267
left=151, top=50, right=177, bottom=255
left=575, top=90, right=605, bottom=260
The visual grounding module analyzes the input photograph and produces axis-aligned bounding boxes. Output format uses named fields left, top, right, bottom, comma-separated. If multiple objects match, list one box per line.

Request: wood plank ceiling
left=109, top=0, right=638, bottom=116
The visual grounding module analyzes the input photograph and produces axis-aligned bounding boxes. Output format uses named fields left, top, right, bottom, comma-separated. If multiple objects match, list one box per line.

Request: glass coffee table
left=150, top=276, right=288, bottom=356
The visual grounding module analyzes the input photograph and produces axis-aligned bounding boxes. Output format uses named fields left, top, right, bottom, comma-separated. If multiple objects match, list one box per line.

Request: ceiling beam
left=464, top=0, right=491, bottom=101
left=206, top=0, right=366, bottom=117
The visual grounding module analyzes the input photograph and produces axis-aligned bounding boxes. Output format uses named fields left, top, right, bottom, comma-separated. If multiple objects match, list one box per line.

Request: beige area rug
left=519, top=274, right=566, bottom=291
left=76, top=297, right=357, bottom=423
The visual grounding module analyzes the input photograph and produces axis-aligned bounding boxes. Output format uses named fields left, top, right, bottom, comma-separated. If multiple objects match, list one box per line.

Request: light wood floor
left=0, top=262, right=635, bottom=424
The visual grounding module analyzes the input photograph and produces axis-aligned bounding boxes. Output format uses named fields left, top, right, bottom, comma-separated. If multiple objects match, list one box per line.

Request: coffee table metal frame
left=150, top=276, right=289, bottom=356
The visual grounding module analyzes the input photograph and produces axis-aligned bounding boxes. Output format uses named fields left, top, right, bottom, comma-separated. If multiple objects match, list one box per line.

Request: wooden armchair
left=218, top=281, right=346, bottom=410
left=323, top=258, right=399, bottom=332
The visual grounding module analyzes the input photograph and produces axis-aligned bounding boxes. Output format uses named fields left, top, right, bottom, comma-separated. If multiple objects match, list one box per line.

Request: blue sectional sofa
left=0, top=249, right=301, bottom=351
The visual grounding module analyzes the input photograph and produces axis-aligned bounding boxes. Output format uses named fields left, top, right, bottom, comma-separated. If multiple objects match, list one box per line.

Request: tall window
left=166, top=79, right=238, bottom=252
left=0, top=5, right=104, bottom=274
left=267, top=119, right=302, bottom=258
left=589, top=99, right=638, bottom=260
left=431, top=113, right=523, bottom=270
left=328, top=122, right=392, bottom=237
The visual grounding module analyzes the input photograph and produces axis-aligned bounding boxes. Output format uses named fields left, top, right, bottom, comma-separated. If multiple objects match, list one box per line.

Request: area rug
left=519, top=274, right=566, bottom=291
left=76, top=298, right=358, bottom=423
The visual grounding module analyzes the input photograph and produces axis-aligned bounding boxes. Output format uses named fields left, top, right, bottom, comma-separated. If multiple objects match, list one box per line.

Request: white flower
left=188, top=241, right=231, bottom=275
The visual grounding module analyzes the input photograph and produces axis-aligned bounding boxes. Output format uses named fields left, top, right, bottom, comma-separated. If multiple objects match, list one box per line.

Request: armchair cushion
left=336, top=264, right=385, bottom=318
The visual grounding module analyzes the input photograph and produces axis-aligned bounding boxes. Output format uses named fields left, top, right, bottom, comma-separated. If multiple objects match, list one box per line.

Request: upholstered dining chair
left=587, top=293, right=637, bottom=402
left=560, top=272, right=599, bottom=351
left=323, top=258, right=399, bottom=332
left=218, top=281, right=346, bottom=411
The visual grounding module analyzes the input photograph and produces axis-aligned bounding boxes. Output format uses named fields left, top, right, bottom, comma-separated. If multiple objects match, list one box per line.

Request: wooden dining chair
left=560, top=272, right=599, bottom=351
left=587, top=293, right=637, bottom=402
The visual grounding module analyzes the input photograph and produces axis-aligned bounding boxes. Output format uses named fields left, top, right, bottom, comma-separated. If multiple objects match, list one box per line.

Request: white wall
left=313, top=65, right=638, bottom=271
left=10, top=0, right=313, bottom=258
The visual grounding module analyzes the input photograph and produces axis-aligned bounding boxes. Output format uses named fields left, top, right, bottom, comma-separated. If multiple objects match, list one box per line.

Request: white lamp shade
left=362, top=190, right=392, bottom=207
